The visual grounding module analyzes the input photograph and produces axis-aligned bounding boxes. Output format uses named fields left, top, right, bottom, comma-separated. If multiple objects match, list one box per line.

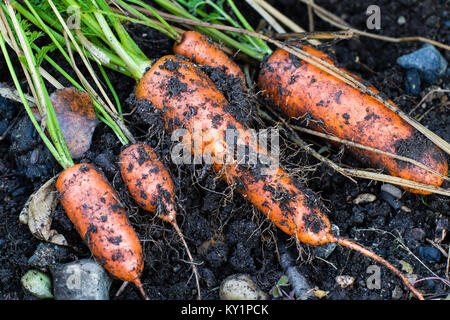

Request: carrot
left=0, top=6, right=148, bottom=299
left=118, top=143, right=201, bottom=299
left=56, top=163, right=148, bottom=299
left=134, top=55, right=425, bottom=299
left=258, top=43, right=448, bottom=194
left=19, top=1, right=425, bottom=298
left=173, top=30, right=246, bottom=87
left=172, top=27, right=447, bottom=194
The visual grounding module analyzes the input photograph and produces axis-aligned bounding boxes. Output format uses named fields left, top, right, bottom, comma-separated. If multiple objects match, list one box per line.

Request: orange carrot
left=175, top=32, right=447, bottom=194
left=173, top=30, right=246, bottom=87
left=56, top=163, right=148, bottom=299
left=119, top=143, right=201, bottom=299
left=134, top=55, right=425, bottom=299
left=258, top=43, right=448, bottom=194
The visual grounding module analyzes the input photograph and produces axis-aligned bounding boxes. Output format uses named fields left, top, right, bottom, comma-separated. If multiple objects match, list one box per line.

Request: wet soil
left=0, top=0, right=449, bottom=300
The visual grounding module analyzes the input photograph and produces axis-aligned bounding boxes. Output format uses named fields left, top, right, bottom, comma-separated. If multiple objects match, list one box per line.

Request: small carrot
left=173, top=30, right=246, bottom=87
left=56, top=163, right=148, bottom=299
left=134, top=55, right=425, bottom=299
left=258, top=43, right=448, bottom=194
left=119, top=143, right=202, bottom=299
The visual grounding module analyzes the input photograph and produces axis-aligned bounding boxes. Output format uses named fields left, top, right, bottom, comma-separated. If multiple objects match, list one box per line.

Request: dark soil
left=0, top=0, right=449, bottom=300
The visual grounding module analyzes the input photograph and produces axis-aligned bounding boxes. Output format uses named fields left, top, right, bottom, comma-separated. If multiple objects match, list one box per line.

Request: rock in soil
left=220, top=274, right=268, bottom=300
left=278, top=241, right=313, bottom=300
left=380, top=184, right=403, bottom=199
left=397, top=44, right=448, bottom=84
left=313, top=224, right=339, bottom=259
left=417, top=246, right=441, bottom=263
left=52, top=259, right=112, bottom=300
left=21, top=270, right=53, bottom=299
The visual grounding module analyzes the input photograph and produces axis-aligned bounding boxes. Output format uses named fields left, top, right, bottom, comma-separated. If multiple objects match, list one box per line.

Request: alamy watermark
left=366, top=265, right=381, bottom=289
left=366, top=5, right=381, bottom=30
left=170, top=126, right=280, bottom=176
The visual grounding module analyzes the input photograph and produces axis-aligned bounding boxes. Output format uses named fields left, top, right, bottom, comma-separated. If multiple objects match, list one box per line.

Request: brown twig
left=290, top=125, right=449, bottom=182
left=298, top=0, right=450, bottom=51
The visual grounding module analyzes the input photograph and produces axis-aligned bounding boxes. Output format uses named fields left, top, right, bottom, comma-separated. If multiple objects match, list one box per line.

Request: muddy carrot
left=119, top=143, right=201, bottom=299
left=0, top=9, right=148, bottom=300
left=21, top=2, right=426, bottom=298
left=258, top=43, right=448, bottom=194
left=134, top=55, right=424, bottom=299
left=56, top=163, right=148, bottom=299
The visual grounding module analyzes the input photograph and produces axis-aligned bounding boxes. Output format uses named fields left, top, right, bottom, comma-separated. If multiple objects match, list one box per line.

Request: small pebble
left=380, top=191, right=403, bottom=210
left=21, top=270, right=53, bottom=299
left=352, top=210, right=365, bottom=225
left=381, top=184, right=402, bottom=199
left=434, top=217, right=448, bottom=244
left=425, top=279, right=436, bottom=290
left=392, top=286, right=403, bottom=300
left=401, top=206, right=411, bottom=213
left=353, top=193, right=376, bottom=205
left=418, top=246, right=441, bottom=263
left=313, top=224, right=339, bottom=259
left=335, top=275, right=355, bottom=288
left=406, top=274, right=418, bottom=283
left=201, top=268, right=217, bottom=288
left=220, top=274, right=268, bottom=300
left=409, top=228, right=425, bottom=242
left=397, top=44, right=448, bottom=84
left=397, top=16, right=406, bottom=25
left=424, top=15, right=438, bottom=28
left=313, top=289, right=328, bottom=299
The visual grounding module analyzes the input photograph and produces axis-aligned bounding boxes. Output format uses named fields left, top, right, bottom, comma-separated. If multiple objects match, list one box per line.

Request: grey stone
left=313, top=224, right=340, bottom=259
left=397, top=44, right=448, bottom=84
left=52, top=259, right=112, bottom=300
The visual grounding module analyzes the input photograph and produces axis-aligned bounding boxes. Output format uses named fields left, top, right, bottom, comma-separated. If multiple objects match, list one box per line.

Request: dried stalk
left=245, top=0, right=286, bottom=33
left=299, top=0, right=450, bottom=51
left=258, top=107, right=450, bottom=196
left=253, top=0, right=321, bottom=45
left=290, top=125, right=449, bottom=182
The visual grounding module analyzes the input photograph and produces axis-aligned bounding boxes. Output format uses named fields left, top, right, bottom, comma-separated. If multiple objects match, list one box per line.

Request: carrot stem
left=152, top=0, right=265, bottom=60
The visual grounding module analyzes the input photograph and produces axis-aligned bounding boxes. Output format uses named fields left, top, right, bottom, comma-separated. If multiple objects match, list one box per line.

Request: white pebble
left=397, top=16, right=406, bottom=25
left=353, top=193, right=377, bottom=205
left=335, top=275, right=355, bottom=288
left=381, top=184, right=403, bottom=199
left=220, top=274, right=268, bottom=300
